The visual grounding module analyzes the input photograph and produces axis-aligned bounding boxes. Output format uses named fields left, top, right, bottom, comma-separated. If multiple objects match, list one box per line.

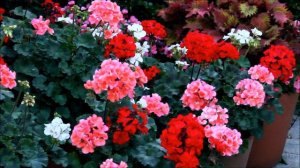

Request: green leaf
left=55, top=107, right=70, bottom=119
left=23, top=150, right=48, bottom=168
left=0, top=148, right=21, bottom=168
left=32, top=75, right=47, bottom=90
left=12, top=6, right=37, bottom=19
left=13, top=43, right=34, bottom=57
left=0, top=90, right=14, bottom=100
left=13, top=59, right=39, bottom=76
left=235, top=55, right=250, bottom=68
left=53, top=95, right=67, bottom=106
left=74, top=33, right=97, bottom=49
left=83, top=161, right=97, bottom=168
left=258, top=109, right=275, bottom=124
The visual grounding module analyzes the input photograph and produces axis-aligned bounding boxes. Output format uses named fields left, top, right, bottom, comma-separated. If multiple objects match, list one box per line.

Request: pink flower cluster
left=134, top=66, right=148, bottom=87
left=198, top=104, right=229, bottom=126
left=88, top=0, right=123, bottom=37
left=181, top=79, right=217, bottom=111
left=0, top=64, right=16, bottom=89
left=205, top=125, right=243, bottom=156
left=84, top=59, right=147, bottom=102
left=233, top=79, right=265, bottom=108
left=100, top=159, right=127, bottom=168
left=294, top=76, right=300, bottom=93
left=71, top=114, right=109, bottom=154
left=248, top=65, right=274, bottom=85
left=141, top=93, right=170, bottom=117
left=31, top=16, right=54, bottom=35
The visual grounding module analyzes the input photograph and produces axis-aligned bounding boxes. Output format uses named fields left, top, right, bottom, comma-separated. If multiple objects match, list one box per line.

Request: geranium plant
left=0, top=0, right=298, bottom=168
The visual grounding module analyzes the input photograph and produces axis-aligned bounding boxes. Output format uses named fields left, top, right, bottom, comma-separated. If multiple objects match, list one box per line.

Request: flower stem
left=103, top=99, right=108, bottom=123
left=190, top=63, right=195, bottom=82
left=10, top=89, right=23, bottom=114
left=21, top=107, right=28, bottom=136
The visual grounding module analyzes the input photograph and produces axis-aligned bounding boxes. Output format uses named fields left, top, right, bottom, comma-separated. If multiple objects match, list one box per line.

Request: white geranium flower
left=44, top=117, right=71, bottom=142
left=236, top=29, right=252, bottom=44
left=175, top=61, right=189, bottom=67
left=127, top=23, right=146, bottom=40
left=223, top=28, right=236, bottom=40
left=57, top=16, right=73, bottom=24
left=129, top=41, right=150, bottom=66
left=168, top=44, right=188, bottom=58
left=251, top=28, right=262, bottom=36
left=137, top=98, right=147, bottom=108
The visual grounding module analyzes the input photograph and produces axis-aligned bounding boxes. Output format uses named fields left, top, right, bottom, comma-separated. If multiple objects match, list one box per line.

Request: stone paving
left=275, top=116, right=300, bottom=168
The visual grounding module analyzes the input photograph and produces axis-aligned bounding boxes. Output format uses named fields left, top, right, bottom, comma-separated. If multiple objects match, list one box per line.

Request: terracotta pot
left=221, top=136, right=254, bottom=168
left=247, top=93, right=299, bottom=168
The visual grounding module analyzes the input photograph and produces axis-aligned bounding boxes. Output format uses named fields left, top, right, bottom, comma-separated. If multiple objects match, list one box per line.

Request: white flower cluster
left=57, top=16, right=74, bottom=24
left=129, top=41, right=150, bottom=66
left=175, top=61, right=189, bottom=68
left=168, top=44, right=188, bottom=59
left=127, top=23, right=146, bottom=40
left=44, top=117, right=71, bottom=142
left=223, top=28, right=262, bottom=47
left=137, top=98, right=147, bottom=108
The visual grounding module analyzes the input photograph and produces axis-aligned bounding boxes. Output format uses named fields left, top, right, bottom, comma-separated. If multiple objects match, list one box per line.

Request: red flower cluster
left=0, top=8, right=5, bottom=22
left=215, top=41, right=240, bottom=60
left=143, top=66, right=160, bottom=81
left=181, top=31, right=217, bottom=63
left=113, top=105, right=148, bottom=145
left=260, top=45, right=296, bottom=83
left=0, top=57, right=6, bottom=65
left=104, top=33, right=136, bottom=59
left=160, top=113, right=205, bottom=168
left=41, top=0, right=64, bottom=23
left=141, top=20, right=167, bottom=39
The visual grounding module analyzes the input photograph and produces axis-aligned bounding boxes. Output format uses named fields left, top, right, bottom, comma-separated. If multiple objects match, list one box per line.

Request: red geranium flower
left=215, top=41, right=240, bottom=60
left=0, top=8, right=5, bottom=22
left=181, top=31, right=217, bottom=63
left=160, top=113, right=205, bottom=168
left=104, top=33, right=136, bottom=59
left=141, top=20, right=167, bottom=39
left=41, top=0, right=64, bottom=23
left=260, top=45, right=296, bottom=83
left=112, top=105, right=148, bottom=145
left=0, top=57, right=6, bottom=65
left=143, top=66, right=160, bottom=81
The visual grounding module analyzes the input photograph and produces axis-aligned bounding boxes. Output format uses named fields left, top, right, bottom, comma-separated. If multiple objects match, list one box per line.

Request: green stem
left=21, top=107, right=28, bottom=136
left=190, top=63, right=195, bottom=82
left=10, top=89, right=23, bottom=114
left=103, top=99, right=108, bottom=123
left=195, top=64, right=202, bottom=80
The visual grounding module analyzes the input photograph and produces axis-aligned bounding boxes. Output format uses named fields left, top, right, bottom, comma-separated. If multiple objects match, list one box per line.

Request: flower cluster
left=129, top=41, right=150, bottom=66
left=31, top=16, right=54, bottom=35
left=181, top=31, right=216, bottom=63
left=223, top=28, right=262, bottom=46
left=294, top=76, right=300, bottom=93
left=0, top=8, right=5, bottom=22
left=71, top=115, right=109, bottom=154
left=248, top=65, right=274, bottom=85
left=104, top=33, right=136, bottom=59
left=198, top=104, right=229, bottom=126
left=41, top=0, right=64, bottom=23
left=85, top=59, right=147, bottom=102
left=113, top=106, right=148, bottom=145
left=127, top=23, right=146, bottom=40
left=44, top=117, right=71, bottom=142
left=233, top=79, right=265, bottom=108
left=260, top=45, right=296, bottom=83
left=100, top=158, right=127, bottom=168
left=160, top=114, right=205, bottom=168
left=215, top=41, right=240, bottom=60
left=181, top=79, right=217, bottom=111
left=0, top=59, right=17, bottom=89
left=141, top=20, right=167, bottom=39
left=167, top=44, right=188, bottom=59
left=141, top=93, right=170, bottom=117
left=204, top=125, right=243, bottom=156
left=88, top=0, right=123, bottom=32
left=143, top=66, right=160, bottom=81
left=134, top=66, right=148, bottom=87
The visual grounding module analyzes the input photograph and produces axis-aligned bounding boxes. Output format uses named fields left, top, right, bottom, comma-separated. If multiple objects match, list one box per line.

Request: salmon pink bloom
left=84, top=59, right=138, bottom=102
left=248, top=65, right=274, bottom=85
left=0, top=63, right=17, bottom=89
left=198, top=104, right=229, bottom=126
left=233, top=79, right=265, bottom=108
left=181, top=79, right=217, bottom=111
left=294, top=76, right=300, bottom=93
left=100, top=159, right=127, bottom=168
left=31, top=16, right=54, bottom=35
left=141, top=93, right=170, bottom=117
left=205, top=125, right=243, bottom=156
left=71, top=115, right=108, bottom=154
left=134, top=66, right=148, bottom=87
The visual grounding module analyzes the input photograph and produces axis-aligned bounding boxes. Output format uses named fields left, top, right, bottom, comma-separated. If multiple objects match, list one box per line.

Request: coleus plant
left=0, top=0, right=298, bottom=168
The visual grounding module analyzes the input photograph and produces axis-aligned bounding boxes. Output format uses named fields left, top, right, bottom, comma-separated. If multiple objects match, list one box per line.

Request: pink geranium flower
left=294, top=76, right=300, bottom=93
left=181, top=79, right=217, bottom=111
left=0, top=64, right=16, bottom=89
left=141, top=93, right=170, bottom=117
left=248, top=65, right=274, bottom=85
left=71, top=115, right=109, bottom=154
left=100, top=159, right=128, bottom=168
left=198, top=104, right=229, bottom=126
left=233, top=79, right=265, bottom=108
left=31, top=16, right=54, bottom=35
left=205, top=125, right=243, bottom=156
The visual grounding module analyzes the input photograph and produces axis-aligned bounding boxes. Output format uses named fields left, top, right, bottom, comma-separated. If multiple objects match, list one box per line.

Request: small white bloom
left=236, top=29, right=252, bottom=44
left=57, top=16, right=73, bottom=24
left=144, top=87, right=150, bottom=90
left=128, top=23, right=146, bottom=40
left=44, top=117, right=71, bottom=142
left=251, top=28, right=262, bottom=36
left=168, top=44, right=188, bottom=58
left=175, top=61, right=189, bottom=67
left=129, top=53, right=143, bottom=66
left=137, top=98, right=147, bottom=108
left=130, top=99, right=136, bottom=104
left=129, top=41, right=150, bottom=66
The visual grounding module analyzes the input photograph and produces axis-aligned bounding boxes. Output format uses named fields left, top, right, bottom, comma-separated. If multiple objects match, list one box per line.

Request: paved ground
left=275, top=116, right=300, bottom=168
